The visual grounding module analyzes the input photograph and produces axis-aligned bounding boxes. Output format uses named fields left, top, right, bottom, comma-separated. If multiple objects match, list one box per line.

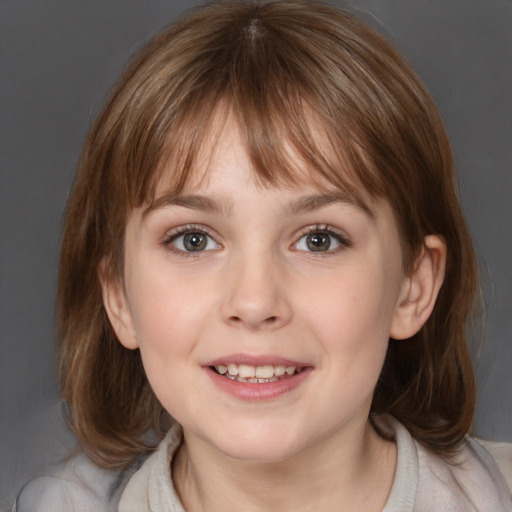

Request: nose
left=220, top=252, right=293, bottom=331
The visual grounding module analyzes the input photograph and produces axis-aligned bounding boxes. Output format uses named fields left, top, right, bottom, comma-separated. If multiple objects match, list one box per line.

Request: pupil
left=307, top=233, right=330, bottom=251
left=184, top=233, right=206, bottom=251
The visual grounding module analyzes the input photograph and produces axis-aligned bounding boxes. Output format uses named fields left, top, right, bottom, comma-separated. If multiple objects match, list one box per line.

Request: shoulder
left=475, top=438, right=512, bottom=493
left=13, top=454, right=131, bottom=512
left=377, top=415, right=512, bottom=512
left=14, top=475, right=90, bottom=512
left=414, top=435, right=512, bottom=511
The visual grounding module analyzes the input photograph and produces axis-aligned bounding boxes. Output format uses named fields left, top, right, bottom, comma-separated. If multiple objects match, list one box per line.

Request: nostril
left=227, top=315, right=279, bottom=327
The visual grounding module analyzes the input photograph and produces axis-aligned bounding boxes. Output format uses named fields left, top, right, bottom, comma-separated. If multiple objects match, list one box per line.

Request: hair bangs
left=133, top=5, right=385, bottom=213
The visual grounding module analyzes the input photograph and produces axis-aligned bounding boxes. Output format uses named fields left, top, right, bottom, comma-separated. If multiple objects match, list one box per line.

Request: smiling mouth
left=210, top=363, right=304, bottom=383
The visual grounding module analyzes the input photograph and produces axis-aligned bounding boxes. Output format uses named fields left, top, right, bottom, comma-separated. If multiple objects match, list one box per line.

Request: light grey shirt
left=14, top=417, right=512, bottom=511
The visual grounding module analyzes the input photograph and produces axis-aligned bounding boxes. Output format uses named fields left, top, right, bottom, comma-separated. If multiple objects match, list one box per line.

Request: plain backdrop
left=1, top=0, right=511, bottom=507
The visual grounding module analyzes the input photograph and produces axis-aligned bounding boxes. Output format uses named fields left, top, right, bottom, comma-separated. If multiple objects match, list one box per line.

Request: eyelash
left=294, top=224, right=352, bottom=254
left=162, top=223, right=352, bottom=257
left=162, top=224, right=220, bottom=258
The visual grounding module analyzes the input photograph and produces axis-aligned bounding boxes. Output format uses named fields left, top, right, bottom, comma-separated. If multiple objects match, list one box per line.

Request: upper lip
left=204, top=353, right=310, bottom=368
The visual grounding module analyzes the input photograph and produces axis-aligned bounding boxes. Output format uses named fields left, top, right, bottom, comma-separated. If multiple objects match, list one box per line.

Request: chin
left=207, top=425, right=308, bottom=464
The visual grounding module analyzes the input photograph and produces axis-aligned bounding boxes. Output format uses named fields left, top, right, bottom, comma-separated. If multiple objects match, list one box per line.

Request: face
left=106, top=116, right=413, bottom=464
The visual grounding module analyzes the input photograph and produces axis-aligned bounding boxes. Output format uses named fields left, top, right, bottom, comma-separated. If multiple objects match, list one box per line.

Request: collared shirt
left=14, top=417, right=512, bottom=511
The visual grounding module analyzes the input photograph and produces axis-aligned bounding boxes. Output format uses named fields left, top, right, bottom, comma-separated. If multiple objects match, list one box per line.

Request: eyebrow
left=142, top=193, right=234, bottom=219
left=284, top=192, right=372, bottom=216
left=143, top=191, right=372, bottom=219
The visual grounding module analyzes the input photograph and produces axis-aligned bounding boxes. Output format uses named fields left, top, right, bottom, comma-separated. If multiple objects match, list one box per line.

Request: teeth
left=255, top=365, right=274, bottom=379
left=274, top=365, right=286, bottom=376
left=213, top=363, right=300, bottom=381
left=238, top=364, right=255, bottom=378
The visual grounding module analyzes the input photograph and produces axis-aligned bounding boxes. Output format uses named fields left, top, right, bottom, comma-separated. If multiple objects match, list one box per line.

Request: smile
left=211, top=363, right=303, bottom=383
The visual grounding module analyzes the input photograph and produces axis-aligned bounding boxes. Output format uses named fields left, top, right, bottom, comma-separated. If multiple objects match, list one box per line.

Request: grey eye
left=171, top=231, right=219, bottom=252
left=305, top=233, right=331, bottom=251
left=295, top=229, right=348, bottom=253
left=183, top=232, right=207, bottom=251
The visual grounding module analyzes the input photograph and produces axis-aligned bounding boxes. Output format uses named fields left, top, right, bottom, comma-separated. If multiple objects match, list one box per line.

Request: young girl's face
left=105, top=113, right=414, bottom=463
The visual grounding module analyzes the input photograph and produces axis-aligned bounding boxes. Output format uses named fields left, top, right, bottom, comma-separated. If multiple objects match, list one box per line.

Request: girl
left=14, top=1, right=512, bottom=510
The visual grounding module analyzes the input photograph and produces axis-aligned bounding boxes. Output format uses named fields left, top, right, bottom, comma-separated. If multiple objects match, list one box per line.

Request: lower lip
left=204, top=367, right=312, bottom=401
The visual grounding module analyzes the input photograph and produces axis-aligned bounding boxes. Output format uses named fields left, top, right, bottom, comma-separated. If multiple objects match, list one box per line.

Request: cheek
left=297, top=258, right=402, bottom=393
left=126, top=274, right=200, bottom=415
left=127, top=257, right=204, bottom=337
left=125, top=265, right=223, bottom=387
left=303, top=263, right=401, bottom=342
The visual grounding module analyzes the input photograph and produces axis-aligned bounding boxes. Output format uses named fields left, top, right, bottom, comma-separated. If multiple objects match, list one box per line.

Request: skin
left=102, top=114, right=446, bottom=511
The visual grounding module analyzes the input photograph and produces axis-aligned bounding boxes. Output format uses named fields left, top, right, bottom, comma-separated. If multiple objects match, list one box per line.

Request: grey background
left=1, top=0, right=511, bottom=507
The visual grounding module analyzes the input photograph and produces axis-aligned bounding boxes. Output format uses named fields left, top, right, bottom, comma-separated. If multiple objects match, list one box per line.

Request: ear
left=98, top=260, right=139, bottom=350
left=390, top=235, right=446, bottom=340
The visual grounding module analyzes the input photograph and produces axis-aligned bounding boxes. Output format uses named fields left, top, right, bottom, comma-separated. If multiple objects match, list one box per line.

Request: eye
left=167, top=227, right=220, bottom=253
left=294, top=226, right=350, bottom=253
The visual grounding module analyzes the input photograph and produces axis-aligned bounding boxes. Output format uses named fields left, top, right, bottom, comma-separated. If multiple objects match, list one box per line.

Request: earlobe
left=390, top=235, right=446, bottom=340
left=98, top=261, right=139, bottom=350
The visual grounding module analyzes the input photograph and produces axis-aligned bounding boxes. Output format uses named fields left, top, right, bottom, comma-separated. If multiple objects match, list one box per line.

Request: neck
left=172, top=419, right=396, bottom=512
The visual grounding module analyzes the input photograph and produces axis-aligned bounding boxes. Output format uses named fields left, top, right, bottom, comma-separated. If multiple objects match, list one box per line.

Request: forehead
left=150, top=107, right=374, bottom=215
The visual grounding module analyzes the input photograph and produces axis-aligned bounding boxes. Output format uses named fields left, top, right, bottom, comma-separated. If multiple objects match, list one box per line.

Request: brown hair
left=58, top=0, right=478, bottom=469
